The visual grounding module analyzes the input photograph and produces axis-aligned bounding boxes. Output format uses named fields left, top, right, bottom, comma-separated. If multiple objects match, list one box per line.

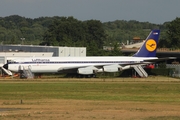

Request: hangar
left=0, top=44, right=86, bottom=57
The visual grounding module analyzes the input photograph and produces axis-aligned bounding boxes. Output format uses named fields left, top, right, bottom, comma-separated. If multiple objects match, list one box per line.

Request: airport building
left=0, top=45, right=86, bottom=57
left=0, top=44, right=86, bottom=65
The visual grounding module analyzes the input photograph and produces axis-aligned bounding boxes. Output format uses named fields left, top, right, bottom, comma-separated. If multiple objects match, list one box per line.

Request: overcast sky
left=1, top=0, right=180, bottom=24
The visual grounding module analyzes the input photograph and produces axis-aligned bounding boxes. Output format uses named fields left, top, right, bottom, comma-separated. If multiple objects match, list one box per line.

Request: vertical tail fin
left=133, top=29, right=160, bottom=57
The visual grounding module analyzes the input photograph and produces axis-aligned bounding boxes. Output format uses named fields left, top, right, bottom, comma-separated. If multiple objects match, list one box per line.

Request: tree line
left=0, top=15, right=180, bottom=55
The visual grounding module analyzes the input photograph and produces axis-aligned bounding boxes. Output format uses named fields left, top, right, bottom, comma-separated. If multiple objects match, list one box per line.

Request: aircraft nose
left=3, top=64, right=8, bottom=69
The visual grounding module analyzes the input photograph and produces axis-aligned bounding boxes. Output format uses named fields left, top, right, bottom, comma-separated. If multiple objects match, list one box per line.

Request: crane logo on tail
left=145, top=39, right=157, bottom=52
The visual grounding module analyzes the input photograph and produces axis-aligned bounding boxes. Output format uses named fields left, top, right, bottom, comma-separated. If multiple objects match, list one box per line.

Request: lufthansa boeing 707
left=3, top=30, right=167, bottom=77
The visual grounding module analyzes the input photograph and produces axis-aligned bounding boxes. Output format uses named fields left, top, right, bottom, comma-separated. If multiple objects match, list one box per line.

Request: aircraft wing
left=57, top=58, right=162, bottom=72
left=57, top=62, right=145, bottom=72
left=57, top=64, right=110, bottom=71
left=57, top=61, right=152, bottom=74
left=57, top=57, right=176, bottom=74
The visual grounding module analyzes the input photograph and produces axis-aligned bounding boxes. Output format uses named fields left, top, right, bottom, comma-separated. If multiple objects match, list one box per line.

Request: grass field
left=0, top=76, right=180, bottom=120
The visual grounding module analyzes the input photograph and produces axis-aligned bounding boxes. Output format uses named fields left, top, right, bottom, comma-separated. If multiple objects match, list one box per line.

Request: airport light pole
left=20, top=38, right=25, bottom=45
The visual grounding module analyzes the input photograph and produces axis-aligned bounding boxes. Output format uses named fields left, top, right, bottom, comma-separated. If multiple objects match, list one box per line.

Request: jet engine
left=103, top=65, right=131, bottom=72
left=77, top=68, right=95, bottom=75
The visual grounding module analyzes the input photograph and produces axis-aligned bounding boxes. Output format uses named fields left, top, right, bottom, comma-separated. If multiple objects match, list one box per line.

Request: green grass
left=1, top=80, right=180, bottom=103
left=145, top=116, right=180, bottom=120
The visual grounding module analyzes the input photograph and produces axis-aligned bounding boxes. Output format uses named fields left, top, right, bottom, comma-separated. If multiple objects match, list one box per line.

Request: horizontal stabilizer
left=144, top=57, right=177, bottom=62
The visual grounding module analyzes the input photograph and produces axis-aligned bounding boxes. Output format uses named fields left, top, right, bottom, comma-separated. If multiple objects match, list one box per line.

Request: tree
left=43, top=18, right=107, bottom=56
left=166, top=17, right=180, bottom=48
left=0, top=15, right=174, bottom=53
left=108, top=43, right=123, bottom=56
left=43, top=17, right=82, bottom=46
left=85, top=20, right=106, bottom=48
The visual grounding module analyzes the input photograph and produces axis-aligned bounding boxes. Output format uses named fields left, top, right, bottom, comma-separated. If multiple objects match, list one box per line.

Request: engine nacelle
left=77, top=68, right=94, bottom=75
left=103, top=65, right=132, bottom=72
left=103, top=66, right=119, bottom=72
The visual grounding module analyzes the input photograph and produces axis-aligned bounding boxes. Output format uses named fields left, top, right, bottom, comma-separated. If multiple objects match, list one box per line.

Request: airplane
left=2, top=29, right=168, bottom=78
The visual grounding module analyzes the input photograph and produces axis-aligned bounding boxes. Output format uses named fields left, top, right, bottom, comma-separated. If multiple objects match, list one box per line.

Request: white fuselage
left=6, top=56, right=157, bottom=73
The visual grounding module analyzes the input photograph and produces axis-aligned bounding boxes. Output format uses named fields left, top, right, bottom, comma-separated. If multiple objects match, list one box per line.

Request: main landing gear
left=66, top=73, right=96, bottom=78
